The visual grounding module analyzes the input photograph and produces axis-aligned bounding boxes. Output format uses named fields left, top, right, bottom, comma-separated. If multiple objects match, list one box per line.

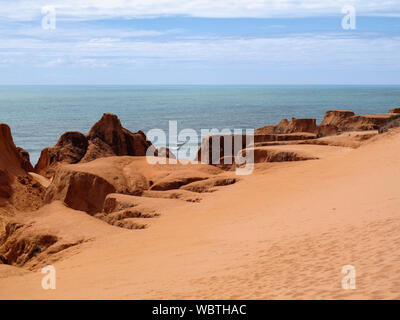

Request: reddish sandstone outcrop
left=44, top=156, right=222, bottom=214
left=0, top=124, right=27, bottom=177
left=197, top=134, right=250, bottom=165
left=0, top=222, right=58, bottom=267
left=315, top=110, right=356, bottom=136
left=0, top=201, right=114, bottom=269
left=320, top=110, right=355, bottom=127
left=254, top=125, right=276, bottom=135
left=256, top=118, right=317, bottom=135
left=95, top=194, right=184, bottom=229
left=318, top=110, right=390, bottom=136
left=150, top=171, right=210, bottom=191
left=86, top=113, right=153, bottom=157
left=338, top=114, right=391, bottom=131
left=256, top=111, right=353, bottom=138
left=278, top=118, right=317, bottom=134
left=302, top=131, right=378, bottom=148
left=250, top=147, right=318, bottom=163
left=35, top=113, right=155, bottom=178
left=35, top=131, right=89, bottom=177
left=259, top=110, right=391, bottom=138
left=141, top=189, right=202, bottom=202
left=180, top=177, right=237, bottom=193
left=379, top=117, right=400, bottom=133
left=0, top=170, right=12, bottom=201
left=155, top=147, right=176, bottom=159
left=389, top=108, right=400, bottom=114
left=317, top=124, right=339, bottom=137
left=0, top=124, right=44, bottom=210
left=197, top=133, right=316, bottom=165
left=0, top=124, right=18, bottom=203
left=255, top=133, right=316, bottom=143
left=79, top=137, right=115, bottom=163
left=44, top=157, right=149, bottom=214
left=45, top=168, right=116, bottom=214
left=16, top=148, right=34, bottom=172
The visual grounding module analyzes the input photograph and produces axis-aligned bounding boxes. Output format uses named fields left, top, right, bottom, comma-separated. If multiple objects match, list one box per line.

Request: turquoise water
left=1, top=85, right=399, bottom=165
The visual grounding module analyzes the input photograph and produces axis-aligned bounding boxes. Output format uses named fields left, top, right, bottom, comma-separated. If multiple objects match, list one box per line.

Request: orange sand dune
left=1, top=129, right=400, bottom=299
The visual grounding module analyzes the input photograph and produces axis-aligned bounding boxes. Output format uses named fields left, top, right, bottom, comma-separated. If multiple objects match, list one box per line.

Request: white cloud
left=1, top=32, right=399, bottom=71
left=0, top=1, right=398, bottom=78
left=43, top=58, right=64, bottom=66
left=1, top=0, right=400, bottom=20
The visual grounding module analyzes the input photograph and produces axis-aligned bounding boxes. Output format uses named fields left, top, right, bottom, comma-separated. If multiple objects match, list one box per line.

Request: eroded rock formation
left=319, top=110, right=355, bottom=127
left=0, top=124, right=44, bottom=210
left=256, top=118, right=317, bottom=135
left=35, top=113, right=155, bottom=178
left=318, top=110, right=391, bottom=134
left=44, top=156, right=224, bottom=215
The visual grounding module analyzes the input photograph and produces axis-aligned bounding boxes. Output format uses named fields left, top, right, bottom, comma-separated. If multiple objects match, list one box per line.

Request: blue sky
left=0, top=0, right=399, bottom=84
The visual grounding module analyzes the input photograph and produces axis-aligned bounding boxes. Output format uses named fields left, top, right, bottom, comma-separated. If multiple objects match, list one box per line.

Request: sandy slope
left=1, top=130, right=400, bottom=299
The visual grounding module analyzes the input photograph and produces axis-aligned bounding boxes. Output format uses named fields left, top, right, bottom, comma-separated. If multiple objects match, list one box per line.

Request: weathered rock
left=197, top=134, right=252, bottom=165
left=316, top=110, right=356, bottom=136
left=0, top=201, right=113, bottom=269
left=250, top=147, right=318, bottom=163
left=150, top=171, right=210, bottom=191
left=0, top=123, right=44, bottom=210
left=79, top=137, right=116, bottom=163
left=70, top=157, right=150, bottom=195
left=339, top=114, right=391, bottom=131
left=181, top=177, right=237, bottom=193
left=45, top=168, right=116, bottom=214
left=54, top=132, right=89, bottom=162
left=379, top=117, right=400, bottom=133
left=103, top=194, right=167, bottom=216
left=0, top=170, right=12, bottom=200
left=389, top=108, right=400, bottom=114
left=302, top=131, right=378, bottom=148
left=318, top=110, right=390, bottom=135
left=95, top=194, right=183, bottom=229
left=156, top=147, right=176, bottom=159
left=87, top=113, right=152, bottom=157
left=28, top=172, right=51, bottom=188
left=254, top=133, right=317, bottom=143
left=0, top=221, right=58, bottom=267
left=33, top=148, right=51, bottom=177
left=43, top=156, right=223, bottom=213
left=256, top=111, right=357, bottom=138
left=320, top=110, right=355, bottom=127
left=16, top=147, right=34, bottom=172
left=197, top=133, right=316, bottom=166
left=34, top=131, right=89, bottom=177
left=256, top=118, right=318, bottom=135
left=0, top=123, right=26, bottom=177
left=277, top=118, right=317, bottom=134
left=263, top=110, right=391, bottom=137
left=35, top=113, right=155, bottom=178
left=317, top=124, right=339, bottom=137
left=141, top=189, right=202, bottom=202
left=254, top=125, right=276, bottom=135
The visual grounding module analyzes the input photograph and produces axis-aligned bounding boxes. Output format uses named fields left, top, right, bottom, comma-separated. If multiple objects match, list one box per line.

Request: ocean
left=1, top=85, right=399, bottom=165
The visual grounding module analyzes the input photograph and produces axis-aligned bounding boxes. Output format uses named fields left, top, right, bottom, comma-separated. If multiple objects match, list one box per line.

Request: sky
left=0, top=0, right=399, bottom=85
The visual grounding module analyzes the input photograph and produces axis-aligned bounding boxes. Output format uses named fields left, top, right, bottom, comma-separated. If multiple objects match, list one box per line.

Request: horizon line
left=1, top=83, right=400, bottom=86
